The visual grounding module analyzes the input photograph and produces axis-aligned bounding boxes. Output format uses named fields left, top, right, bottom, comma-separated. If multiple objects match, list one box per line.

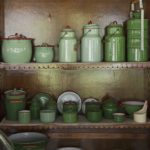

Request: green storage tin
left=2, top=33, right=33, bottom=64
left=4, top=89, right=26, bottom=121
left=63, top=101, right=78, bottom=113
left=127, top=11, right=149, bottom=62
left=104, top=21, right=125, bottom=62
left=63, top=112, right=78, bottom=123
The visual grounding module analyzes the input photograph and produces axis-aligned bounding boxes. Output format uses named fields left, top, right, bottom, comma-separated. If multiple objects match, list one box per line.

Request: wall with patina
left=0, top=0, right=4, bottom=37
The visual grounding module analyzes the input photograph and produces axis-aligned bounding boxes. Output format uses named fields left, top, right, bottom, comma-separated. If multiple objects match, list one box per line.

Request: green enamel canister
left=81, top=21, right=103, bottom=62
left=59, top=26, right=77, bottom=63
left=2, top=33, right=33, bottom=63
left=104, top=21, right=125, bottom=62
left=127, top=4, right=149, bottom=62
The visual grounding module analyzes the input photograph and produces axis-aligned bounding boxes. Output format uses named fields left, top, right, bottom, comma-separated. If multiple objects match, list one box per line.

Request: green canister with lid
left=104, top=21, right=125, bottom=62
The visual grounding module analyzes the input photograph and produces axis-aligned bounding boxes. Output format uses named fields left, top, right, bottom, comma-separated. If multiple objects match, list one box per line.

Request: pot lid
left=5, top=89, right=26, bottom=96
left=63, top=25, right=74, bottom=32
left=35, top=43, right=54, bottom=47
left=108, top=21, right=122, bottom=27
left=83, top=21, right=99, bottom=28
left=103, top=99, right=117, bottom=107
left=1, top=33, right=33, bottom=40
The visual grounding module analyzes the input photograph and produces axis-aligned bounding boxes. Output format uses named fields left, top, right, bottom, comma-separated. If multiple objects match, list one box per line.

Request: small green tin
left=63, top=112, right=78, bottom=123
left=113, top=113, right=125, bottom=123
left=18, top=110, right=31, bottom=124
left=63, top=101, right=78, bottom=113
left=85, top=102, right=100, bottom=113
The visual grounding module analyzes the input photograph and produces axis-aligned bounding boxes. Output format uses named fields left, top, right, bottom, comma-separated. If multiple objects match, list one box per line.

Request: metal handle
left=8, top=33, right=27, bottom=39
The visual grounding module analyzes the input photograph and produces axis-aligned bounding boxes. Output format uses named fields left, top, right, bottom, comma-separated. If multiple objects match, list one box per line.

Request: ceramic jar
left=2, top=33, right=33, bottom=63
left=34, top=43, right=54, bottom=63
left=63, top=101, right=78, bottom=113
left=104, top=21, right=125, bottom=62
left=18, top=110, right=31, bottom=124
left=113, top=113, right=125, bottom=123
left=81, top=21, right=103, bottom=62
left=102, top=99, right=118, bottom=119
left=4, top=89, right=26, bottom=121
left=59, top=26, right=77, bottom=62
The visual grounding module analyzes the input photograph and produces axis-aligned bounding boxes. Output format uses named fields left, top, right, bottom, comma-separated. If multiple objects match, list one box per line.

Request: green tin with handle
left=1, top=33, right=33, bottom=64
left=104, top=21, right=125, bottom=62
left=127, top=0, right=149, bottom=62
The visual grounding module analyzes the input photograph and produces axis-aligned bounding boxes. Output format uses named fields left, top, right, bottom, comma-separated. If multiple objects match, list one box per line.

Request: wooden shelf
left=0, top=62, right=150, bottom=70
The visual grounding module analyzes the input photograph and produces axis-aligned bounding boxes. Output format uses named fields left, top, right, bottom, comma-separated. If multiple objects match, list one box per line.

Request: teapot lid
left=108, top=21, right=122, bottom=27
left=83, top=21, right=99, bottom=28
left=63, top=25, right=74, bottom=32
left=4, top=89, right=26, bottom=96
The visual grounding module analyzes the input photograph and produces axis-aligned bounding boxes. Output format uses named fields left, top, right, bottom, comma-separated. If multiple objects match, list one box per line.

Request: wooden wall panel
left=0, top=0, right=4, bottom=37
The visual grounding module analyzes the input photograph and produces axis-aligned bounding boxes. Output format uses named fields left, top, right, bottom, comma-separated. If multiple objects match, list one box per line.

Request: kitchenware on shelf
left=4, top=89, right=26, bottom=121
left=63, top=101, right=78, bottom=113
left=2, top=33, right=33, bottom=63
left=9, top=132, right=48, bottom=150
left=18, top=110, right=31, bottom=124
left=85, top=101, right=101, bottom=112
left=81, top=21, right=103, bottom=62
left=57, top=91, right=82, bottom=114
left=63, top=112, right=78, bottom=123
left=45, top=99, right=57, bottom=111
left=58, top=26, right=77, bottom=62
left=32, top=92, right=51, bottom=109
left=102, top=99, right=118, bottom=119
left=0, top=130, right=14, bottom=150
left=127, top=0, right=148, bottom=62
left=40, top=110, right=56, bottom=123
left=134, top=101, right=148, bottom=123
left=86, top=110, right=102, bottom=123
left=113, top=113, right=125, bottom=123
left=82, top=98, right=98, bottom=114
left=123, top=101, right=144, bottom=117
left=57, top=147, right=82, bottom=150
left=34, top=43, right=54, bottom=63
left=104, top=21, right=125, bottom=62
left=30, top=101, right=40, bottom=120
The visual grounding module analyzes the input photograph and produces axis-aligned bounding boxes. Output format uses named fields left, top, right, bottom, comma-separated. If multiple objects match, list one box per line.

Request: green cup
left=18, top=110, right=31, bottom=124
left=113, top=113, right=125, bottom=123
left=86, top=110, right=102, bottom=123
left=63, top=112, right=78, bottom=123
left=40, top=110, right=56, bottom=123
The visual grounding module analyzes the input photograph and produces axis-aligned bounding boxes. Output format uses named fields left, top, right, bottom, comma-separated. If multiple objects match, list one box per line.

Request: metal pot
left=59, top=26, right=77, bottom=63
left=34, top=43, right=54, bottom=63
left=4, top=89, right=26, bottom=121
left=2, top=33, right=33, bottom=63
left=81, top=21, right=103, bottom=62
left=9, top=132, right=48, bottom=150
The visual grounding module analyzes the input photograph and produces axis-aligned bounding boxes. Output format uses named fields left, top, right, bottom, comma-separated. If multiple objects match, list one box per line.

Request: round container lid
left=35, top=43, right=54, bottom=47
left=63, top=25, right=74, bottom=32
left=83, top=21, right=99, bottom=29
left=5, top=89, right=26, bottom=96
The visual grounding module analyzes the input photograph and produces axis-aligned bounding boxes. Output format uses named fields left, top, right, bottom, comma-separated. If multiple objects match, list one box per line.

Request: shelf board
left=0, top=62, right=150, bottom=70
left=1, top=116, right=150, bottom=130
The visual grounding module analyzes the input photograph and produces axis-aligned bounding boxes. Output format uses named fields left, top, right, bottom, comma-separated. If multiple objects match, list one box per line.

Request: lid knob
left=88, top=20, right=93, bottom=24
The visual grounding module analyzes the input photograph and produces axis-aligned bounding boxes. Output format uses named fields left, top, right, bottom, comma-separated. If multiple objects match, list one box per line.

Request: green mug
left=18, top=110, right=31, bottom=124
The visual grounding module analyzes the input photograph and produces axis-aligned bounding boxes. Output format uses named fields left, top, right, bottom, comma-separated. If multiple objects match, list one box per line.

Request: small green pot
left=18, top=110, right=31, bottom=124
left=113, top=113, right=125, bottom=123
left=85, top=102, right=100, bottom=113
left=63, top=112, right=78, bottom=123
left=63, top=102, right=78, bottom=113
left=40, top=110, right=56, bottom=123
left=86, top=110, right=102, bottom=123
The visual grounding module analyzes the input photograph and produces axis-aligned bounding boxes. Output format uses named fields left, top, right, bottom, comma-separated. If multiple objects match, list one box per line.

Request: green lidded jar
left=34, top=43, right=54, bottom=63
left=4, top=89, right=26, bottom=121
left=81, top=21, right=103, bottom=62
left=102, top=99, right=118, bottom=119
left=63, top=101, right=78, bottom=113
left=127, top=10, right=149, bottom=62
left=59, top=26, right=77, bottom=63
left=63, top=112, right=78, bottom=123
left=104, top=21, right=125, bottom=62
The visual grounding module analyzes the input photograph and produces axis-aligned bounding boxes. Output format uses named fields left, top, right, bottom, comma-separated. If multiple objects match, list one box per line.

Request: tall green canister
left=59, top=26, right=77, bottom=63
left=104, top=21, right=125, bottom=62
left=127, top=0, right=149, bottom=62
left=81, top=21, right=103, bottom=62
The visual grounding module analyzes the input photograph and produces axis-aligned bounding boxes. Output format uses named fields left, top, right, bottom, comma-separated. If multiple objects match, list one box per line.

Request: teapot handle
left=0, top=130, right=14, bottom=150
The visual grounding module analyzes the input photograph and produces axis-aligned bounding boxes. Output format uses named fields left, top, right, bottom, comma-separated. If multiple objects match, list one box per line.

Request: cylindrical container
left=4, top=89, right=26, bottom=121
left=113, top=113, right=125, bottom=123
left=85, top=102, right=100, bottom=113
left=86, top=110, right=102, bottom=123
left=134, top=112, right=147, bottom=123
left=9, top=132, right=48, bottom=150
left=104, top=21, right=125, bottom=62
left=18, top=110, right=31, bottom=124
left=40, top=110, right=56, bottom=123
left=34, top=43, right=54, bottom=63
left=30, top=102, right=40, bottom=121
left=2, top=33, right=33, bottom=63
left=127, top=11, right=149, bottom=62
left=59, top=26, right=77, bottom=62
left=102, top=99, right=118, bottom=119
left=81, top=21, right=103, bottom=62
left=63, top=112, right=78, bottom=123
